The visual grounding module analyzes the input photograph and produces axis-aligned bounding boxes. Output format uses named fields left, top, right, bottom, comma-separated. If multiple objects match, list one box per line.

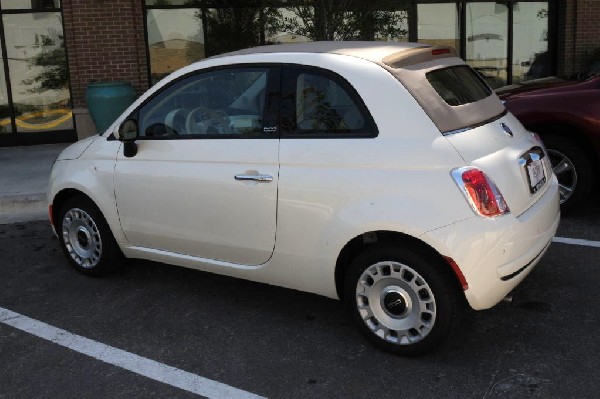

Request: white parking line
left=553, top=237, right=600, bottom=248
left=0, top=307, right=265, bottom=399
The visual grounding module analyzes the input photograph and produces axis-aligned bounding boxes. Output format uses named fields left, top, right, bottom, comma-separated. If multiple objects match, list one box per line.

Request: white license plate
left=527, top=159, right=546, bottom=193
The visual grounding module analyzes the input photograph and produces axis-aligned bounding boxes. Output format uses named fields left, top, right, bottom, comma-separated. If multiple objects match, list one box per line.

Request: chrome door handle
left=235, top=174, right=273, bottom=182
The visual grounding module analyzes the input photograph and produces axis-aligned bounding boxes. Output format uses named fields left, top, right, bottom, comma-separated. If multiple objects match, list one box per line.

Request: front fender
left=48, top=139, right=124, bottom=244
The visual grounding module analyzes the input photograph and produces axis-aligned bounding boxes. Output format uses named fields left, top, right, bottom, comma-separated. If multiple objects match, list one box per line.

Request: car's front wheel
left=345, top=244, right=461, bottom=356
left=58, top=196, right=123, bottom=276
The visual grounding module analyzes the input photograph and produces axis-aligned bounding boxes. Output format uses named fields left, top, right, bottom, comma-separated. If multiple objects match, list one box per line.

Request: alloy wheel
left=355, top=261, right=436, bottom=345
left=62, top=208, right=103, bottom=269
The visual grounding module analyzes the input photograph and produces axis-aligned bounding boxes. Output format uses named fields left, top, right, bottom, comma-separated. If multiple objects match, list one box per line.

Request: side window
left=137, top=67, right=270, bottom=138
left=280, top=67, right=377, bottom=137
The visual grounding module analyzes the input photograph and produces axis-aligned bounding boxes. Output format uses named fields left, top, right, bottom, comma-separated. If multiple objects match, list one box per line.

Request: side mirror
left=118, top=119, right=138, bottom=141
left=118, top=119, right=138, bottom=158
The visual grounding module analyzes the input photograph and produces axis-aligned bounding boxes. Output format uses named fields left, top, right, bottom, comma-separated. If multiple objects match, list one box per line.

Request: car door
left=114, top=65, right=281, bottom=266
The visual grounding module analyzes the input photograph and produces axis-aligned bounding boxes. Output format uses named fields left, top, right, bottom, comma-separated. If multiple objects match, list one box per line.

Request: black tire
left=541, top=134, right=593, bottom=215
left=58, top=195, right=123, bottom=276
left=344, top=244, right=462, bottom=356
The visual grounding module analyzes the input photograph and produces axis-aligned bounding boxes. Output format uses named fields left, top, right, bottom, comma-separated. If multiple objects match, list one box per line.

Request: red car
left=498, top=73, right=600, bottom=213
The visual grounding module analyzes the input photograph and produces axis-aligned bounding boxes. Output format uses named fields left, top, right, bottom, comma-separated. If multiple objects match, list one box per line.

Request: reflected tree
left=195, top=1, right=410, bottom=57
left=266, top=0, right=409, bottom=42
left=21, top=30, right=68, bottom=94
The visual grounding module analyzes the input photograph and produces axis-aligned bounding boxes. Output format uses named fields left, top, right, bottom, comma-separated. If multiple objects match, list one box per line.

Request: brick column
left=62, top=0, right=148, bottom=139
left=557, top=0, right=600, bottom=76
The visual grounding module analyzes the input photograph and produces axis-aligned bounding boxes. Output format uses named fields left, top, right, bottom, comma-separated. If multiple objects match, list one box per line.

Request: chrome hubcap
left=547, top=149, right=577, bottom=204
left=356, top=261, right=436, bottom=345
left=62, top=208, right=102, bottom=268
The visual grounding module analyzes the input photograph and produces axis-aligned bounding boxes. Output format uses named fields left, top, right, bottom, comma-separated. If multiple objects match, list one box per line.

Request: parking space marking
left=0, top=307, right=265, bottom=399
left=553, top=237, right=600, bottom=248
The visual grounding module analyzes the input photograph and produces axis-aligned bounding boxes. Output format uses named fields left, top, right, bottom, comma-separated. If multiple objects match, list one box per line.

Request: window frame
left=0, top=1, right=75, bottom=146
left=279, top=64, right=379, bottom=139
left=128, top=63, right=281, bottom=141
left=415, top=0, right=556, bottom=85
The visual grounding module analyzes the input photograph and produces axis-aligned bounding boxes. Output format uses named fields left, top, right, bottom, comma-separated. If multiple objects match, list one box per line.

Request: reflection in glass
left=265, top=3, right=408, bottom=42
left=2, top=12, right=72, bottom=132
left=417, top=4, right=459, bottom=51
left=204, top=7, right=264, bottom=57
left=513, top=2, right=549, bottom=82
left=0, top=0, right=60, bottom=10
left=146, top=9, right=205, bottom=84
left=0, top=57, right=12, bottom=133
left=145, top=0, right=185, bottom=5
left=466, top=3, right=508, bottom=89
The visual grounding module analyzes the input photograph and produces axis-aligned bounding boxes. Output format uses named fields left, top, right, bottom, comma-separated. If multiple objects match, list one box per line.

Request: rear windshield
left=426, top=66, right=492, bottom=106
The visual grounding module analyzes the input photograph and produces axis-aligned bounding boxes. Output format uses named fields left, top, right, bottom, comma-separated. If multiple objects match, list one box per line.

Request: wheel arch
left=51, top=189, right=119, bottom=243
left=334, top=230, right=465, bottom=301
left=51, top=188, right=88, bottom=230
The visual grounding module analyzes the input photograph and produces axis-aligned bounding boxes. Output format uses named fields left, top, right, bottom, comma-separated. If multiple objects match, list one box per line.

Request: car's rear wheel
left=542, top=134, right=593, bottom=214
left=344, top=244, right=461, bottom=356
left=58, top=196, right=122, bottom=276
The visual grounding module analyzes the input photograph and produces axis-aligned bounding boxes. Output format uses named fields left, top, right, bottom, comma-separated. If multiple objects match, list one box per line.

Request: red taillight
left=432, top=48, right=451, bottom=56
left=452, top=167, right=509, bottom=217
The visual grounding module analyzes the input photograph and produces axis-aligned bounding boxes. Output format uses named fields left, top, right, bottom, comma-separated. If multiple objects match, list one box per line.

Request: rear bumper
left=423, top=175, right=560, bottom=310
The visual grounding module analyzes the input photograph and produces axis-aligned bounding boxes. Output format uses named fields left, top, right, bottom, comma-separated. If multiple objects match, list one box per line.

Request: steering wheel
left=185, top=107, right=231, bottom=135
left=164, top=108, right=190, bottom=135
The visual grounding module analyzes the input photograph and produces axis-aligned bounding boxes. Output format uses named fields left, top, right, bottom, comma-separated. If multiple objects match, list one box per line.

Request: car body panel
left=499, top=76, right=600, bottom=161
left=423, top=175, right=560, bottom=309
left=445, top=112, right=554, bottom=216
left=114, top=138, right=279, bottom=266
left=48, top=42, right=560, bottom=312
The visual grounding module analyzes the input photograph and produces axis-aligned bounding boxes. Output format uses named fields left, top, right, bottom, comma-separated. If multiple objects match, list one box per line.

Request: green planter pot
left=85, top=81, right=136, bottom=134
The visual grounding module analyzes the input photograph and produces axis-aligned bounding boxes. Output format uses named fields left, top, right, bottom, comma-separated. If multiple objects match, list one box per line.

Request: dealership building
left=0, top=0, right=598, bottom=147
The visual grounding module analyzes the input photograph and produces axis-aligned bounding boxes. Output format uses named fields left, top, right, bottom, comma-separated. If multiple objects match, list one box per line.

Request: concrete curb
left=0, top=193, right=48, bottom=224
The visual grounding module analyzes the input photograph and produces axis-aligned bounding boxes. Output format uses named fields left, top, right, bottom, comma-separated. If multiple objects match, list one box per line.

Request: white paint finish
left=48, top=44, right=561, bottom=314
left=445, top=112, right=553, bottom=216
left=552, top=237, right=600, bottom=248
left=422, top=180, right=560, bottom=310
left=0, top=307, right=265, bottom=399
left=114, top=139, right=279, bottom=266
left=48, top=138, right=126, bottom=244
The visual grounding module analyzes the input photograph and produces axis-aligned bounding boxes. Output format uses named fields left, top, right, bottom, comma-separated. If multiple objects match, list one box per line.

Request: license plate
left=527, top=159, right=546, bottom=194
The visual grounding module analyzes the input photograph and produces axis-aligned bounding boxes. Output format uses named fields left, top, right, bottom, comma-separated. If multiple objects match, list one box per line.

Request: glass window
left=2, top=12, right=72, bottom=132
left=281, top=68, right=377, bottom=136
left=138, top=68, right=269, bottom=138
left=0, top=56, right=12, bottom=133
left=466, top=2, right=509, bottom=89
left=417, top=3, right=459, bottom=52
left=264, top=6, right=313, bottom=44
left=204, top=7, right=264, bottom=57
left=265, top=4, right=408, bottom=42
left=0, top=0, right=59, bottom=10
left=145, top=0, right=188, bottom=5
left=426, top=65, right=492, bottom=106
left=146, top=9, right=205, bottom=84
left=513, top=2, right=550, bottom=82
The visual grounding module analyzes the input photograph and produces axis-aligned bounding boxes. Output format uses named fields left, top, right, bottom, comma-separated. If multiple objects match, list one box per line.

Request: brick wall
left=558, top=0, right=600, bottom=76
left=62, top=0, right=148, bottom=109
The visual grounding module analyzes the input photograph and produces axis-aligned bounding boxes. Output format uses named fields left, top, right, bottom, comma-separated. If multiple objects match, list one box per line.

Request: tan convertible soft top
left=216, top=42, right=506, bottom=134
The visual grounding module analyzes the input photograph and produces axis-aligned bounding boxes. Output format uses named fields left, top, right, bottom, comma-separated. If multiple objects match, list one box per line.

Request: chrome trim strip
left=442, top=109, right=508, bottom=136
left=234, top=174, right=273, bottom=182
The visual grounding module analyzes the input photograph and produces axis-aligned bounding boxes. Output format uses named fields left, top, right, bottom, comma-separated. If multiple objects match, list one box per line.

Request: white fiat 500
left=48, top=42, right=560, bottom=355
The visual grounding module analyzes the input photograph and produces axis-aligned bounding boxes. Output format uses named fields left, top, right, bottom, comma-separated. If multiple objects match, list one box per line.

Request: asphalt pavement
left=0, top=143, right=599, bottom=398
